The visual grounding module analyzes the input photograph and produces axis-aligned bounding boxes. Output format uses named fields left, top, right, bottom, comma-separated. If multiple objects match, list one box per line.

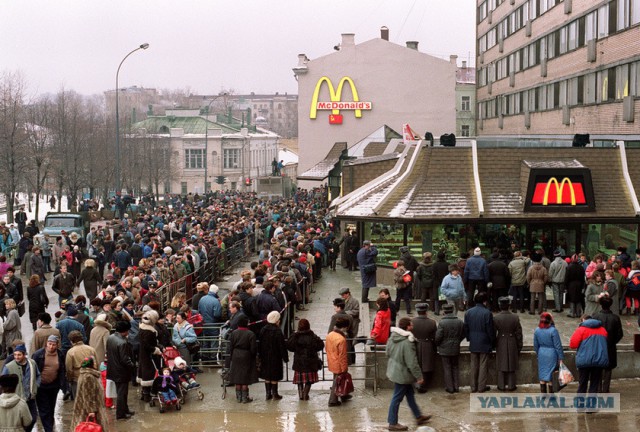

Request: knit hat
left=14, top=345, right=27, bottom=353
left=267, top=311, right=281, bottom=324
left=474, top=247, right=481, bottom=255
left=209, top=284, right=219, bottom=294
left=96, top=313, right=107, bottom=323
left=66, top=306, right=78, bottom=317
left=47, top=335, right=60, bottom=343
left=163, top=246, right=173, bottom=255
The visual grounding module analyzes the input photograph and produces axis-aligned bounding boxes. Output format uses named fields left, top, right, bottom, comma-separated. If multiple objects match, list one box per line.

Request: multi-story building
left=455, top=57, right=477, bottom=137
left=476, top=0, right=640, bottom=142
left=294, top=29, right=457, bottom=188
left=188, top=93, right=298, bottom=139
left=130, top=109, right=278, bottom=194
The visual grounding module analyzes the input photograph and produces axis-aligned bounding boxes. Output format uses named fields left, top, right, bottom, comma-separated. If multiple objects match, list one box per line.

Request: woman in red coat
left=370, top=298, right=392, bottom=344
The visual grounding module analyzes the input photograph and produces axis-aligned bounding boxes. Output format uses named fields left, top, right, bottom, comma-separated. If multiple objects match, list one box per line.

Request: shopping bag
left=74, top=413, right=102, bottom=432
left=557, top=362, right=574, bottom=387
left=105, top=379, right=117, bottom=399
left=335, top=372, right=354, bottom=397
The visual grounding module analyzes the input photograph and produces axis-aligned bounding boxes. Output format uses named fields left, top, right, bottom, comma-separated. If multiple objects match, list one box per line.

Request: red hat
left=299, top=255, right=307, bottom=263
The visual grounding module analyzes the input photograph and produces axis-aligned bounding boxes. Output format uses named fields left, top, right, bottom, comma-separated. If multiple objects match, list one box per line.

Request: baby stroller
left=172, top=354, right=205, bottom=403
left=149, top=347, right=183, bottom=413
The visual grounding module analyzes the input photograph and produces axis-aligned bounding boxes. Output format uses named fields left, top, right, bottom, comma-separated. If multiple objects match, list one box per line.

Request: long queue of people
left=0, top=187, right=345, bottom=431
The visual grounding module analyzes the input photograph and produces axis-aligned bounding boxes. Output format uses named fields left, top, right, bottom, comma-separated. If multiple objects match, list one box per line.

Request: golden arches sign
left=309, top=76, right=371, bottom=120
left=542, top=177, right=576, bottom=205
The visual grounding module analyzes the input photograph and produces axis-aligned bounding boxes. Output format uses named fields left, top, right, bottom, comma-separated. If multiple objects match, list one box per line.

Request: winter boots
left=271, top=383, right=282, bottom=400
left=241, top=389, right=253, bottom=403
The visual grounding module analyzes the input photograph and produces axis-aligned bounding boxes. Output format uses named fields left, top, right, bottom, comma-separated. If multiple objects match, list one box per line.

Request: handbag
left=335, top=372, right=354, bottom=397
left=362, top=263, right=377, bottom=274
left=186, top=340, right=200, bottom=355
left=74, top=413, right=102, bottom=432
left=17, top=301, right=25, bottom=317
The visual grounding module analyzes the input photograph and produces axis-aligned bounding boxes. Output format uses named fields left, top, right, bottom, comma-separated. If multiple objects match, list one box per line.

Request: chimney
left=341, top=33, right=355, bottom=47
left=449, top=55, right=458, bottom=66
left=380, top=26, right=389, bottom=41
left=297, top=53, right=308, bottom=67
left=462, top=60, right=467, bottom=68
left=406, top=41, right=419, bottom=50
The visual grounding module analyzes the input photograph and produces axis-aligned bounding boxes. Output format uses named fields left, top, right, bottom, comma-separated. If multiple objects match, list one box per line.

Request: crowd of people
left=0, top=187, right=351, bottom=431
left=0, top=186, right=637, bottom=430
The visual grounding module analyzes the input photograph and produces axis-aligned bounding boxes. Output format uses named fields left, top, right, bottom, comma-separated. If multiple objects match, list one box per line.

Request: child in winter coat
left=153, top=367, right=179, bottom=403
left=173, top=356, right=201, bottom=390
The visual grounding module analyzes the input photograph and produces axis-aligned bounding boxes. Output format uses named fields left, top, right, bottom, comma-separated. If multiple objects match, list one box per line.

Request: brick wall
left=481, top=98, right=640, bottom=135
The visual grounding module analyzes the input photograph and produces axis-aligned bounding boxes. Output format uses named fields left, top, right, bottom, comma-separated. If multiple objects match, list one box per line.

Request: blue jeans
left=387, top=383, right=421, bottom=425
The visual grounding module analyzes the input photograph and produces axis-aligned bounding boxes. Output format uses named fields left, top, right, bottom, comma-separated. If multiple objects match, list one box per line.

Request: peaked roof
left=334, top=146, right=638, bottom=221
left=298, top=142, right=347, bottom=181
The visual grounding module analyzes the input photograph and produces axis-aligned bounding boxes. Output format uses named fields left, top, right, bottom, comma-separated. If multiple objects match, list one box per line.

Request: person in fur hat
left=137, top=310, right=163, bottom=402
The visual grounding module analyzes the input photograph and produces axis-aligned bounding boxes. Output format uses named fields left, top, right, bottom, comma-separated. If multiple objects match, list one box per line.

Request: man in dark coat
left=15, top=206, right=27, bottom=235
left=435, top=303, right=466, bottom=393
left=411, top=303, right=437, bottom=393
left=32, top=335, right=66, bottom=432
left=357, top=240, right=378, bottom=303
left=106, top=321, right=135, bottom=420
left=463, top=248, right=489, bottom=309
left=30, top=247, right=46, bottom=282
left=344, top=231, right=359, bottom=271
left=432, top=252, right=449, bottom=314
left=464, top=292, right=495, bottom=393
left=399, top=246, right=419, bottom=299
left=488, top=253, right=510, bottom=311
left=593, top=295, right=623, bottom=392
left=493, top=297, right=523, bottom=391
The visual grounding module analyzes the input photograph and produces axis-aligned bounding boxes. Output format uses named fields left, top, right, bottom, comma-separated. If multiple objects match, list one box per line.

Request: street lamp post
left=115, top=43, right=149, bottom=195
left=204, top=93, right=226, bottom=193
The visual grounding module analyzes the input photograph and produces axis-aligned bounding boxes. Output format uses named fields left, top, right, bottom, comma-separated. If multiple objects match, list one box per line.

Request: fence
left=155, top=233, right=257, bottom=311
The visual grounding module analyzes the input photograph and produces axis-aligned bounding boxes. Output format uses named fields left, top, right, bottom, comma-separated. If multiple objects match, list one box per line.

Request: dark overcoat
left=258, top=323, right=288, bottom=381
left=286, top=330, right=324, bottom=373
left=565, top=262, right=586, bottom=304
left=493, top=311, right=523, bottom=372
left=228, top=328, right=258, bottom=385
left=411, top=315, right=437, bottom=372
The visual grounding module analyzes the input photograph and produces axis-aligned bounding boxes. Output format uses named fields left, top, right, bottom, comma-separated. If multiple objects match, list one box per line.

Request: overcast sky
left=2, top=0, right=475, bottom=97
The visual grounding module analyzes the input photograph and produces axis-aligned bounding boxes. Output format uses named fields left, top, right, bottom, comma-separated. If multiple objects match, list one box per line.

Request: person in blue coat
left=198, top=284, right=222, bottom=360
left=463, top=248, right=489, bottom=308
left=463, top=292, right=495, bottom=393
left=357, top=240, right=378, bottom=304
left=533, top=312, right=564, bottom=393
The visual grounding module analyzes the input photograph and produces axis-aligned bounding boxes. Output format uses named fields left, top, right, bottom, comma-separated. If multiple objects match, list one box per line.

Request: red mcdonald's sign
left=531, top=177, right=586, bottom=206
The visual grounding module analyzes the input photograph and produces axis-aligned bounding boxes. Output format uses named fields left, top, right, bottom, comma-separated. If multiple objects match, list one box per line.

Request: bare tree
left=24, top=96, right=54, bottom=221
left=0, top=71, right=28, bottom=222
left=51, top=89, right=90, bottom=210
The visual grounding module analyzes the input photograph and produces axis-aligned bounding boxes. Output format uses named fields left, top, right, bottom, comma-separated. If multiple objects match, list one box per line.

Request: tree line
left=0, top=71, right=172, bottom=223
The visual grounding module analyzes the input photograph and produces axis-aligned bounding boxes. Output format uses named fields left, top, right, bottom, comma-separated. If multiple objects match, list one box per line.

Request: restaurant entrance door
left=528, top=224, right=579, bottom=257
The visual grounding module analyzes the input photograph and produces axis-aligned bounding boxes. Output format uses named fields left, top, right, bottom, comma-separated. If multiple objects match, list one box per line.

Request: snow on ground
left=0, top=193, right=70, bottom=224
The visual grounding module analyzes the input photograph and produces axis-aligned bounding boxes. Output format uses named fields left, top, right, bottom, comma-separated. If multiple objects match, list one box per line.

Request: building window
left=585, top=73, right=597, bottom=104
left=598, top=4, right=610, bottom=38
left=461, top=125, right=470, bottom=137
left=181, top=182, right=187, bottom=195
left=585, top=11, right=597, bottom=42
left=184, top=149, right=205, bottom=169
left=223, top=148, right=241, bottom=169
left=461, top=96, right=471, bottom=112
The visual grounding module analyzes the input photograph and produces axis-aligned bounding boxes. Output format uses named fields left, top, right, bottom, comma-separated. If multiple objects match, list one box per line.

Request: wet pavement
left=17, top=264, right=640, bottom=431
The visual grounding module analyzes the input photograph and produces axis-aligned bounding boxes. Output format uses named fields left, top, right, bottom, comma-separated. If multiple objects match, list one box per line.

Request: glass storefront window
left=363, top=222, right=404, bottom=266
left=582, top=223, right=638, bottom=261
left=406, top=223, right=527, bottom=262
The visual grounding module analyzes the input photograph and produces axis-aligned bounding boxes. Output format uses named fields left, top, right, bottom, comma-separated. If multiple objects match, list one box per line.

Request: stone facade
left=295, top=33, right=456, bottom=187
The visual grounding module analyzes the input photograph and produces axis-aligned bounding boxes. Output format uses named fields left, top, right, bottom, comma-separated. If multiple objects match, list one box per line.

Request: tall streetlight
left=115, top=43, right=149, bottom=195
left=203, top=93, right=226, bottom=193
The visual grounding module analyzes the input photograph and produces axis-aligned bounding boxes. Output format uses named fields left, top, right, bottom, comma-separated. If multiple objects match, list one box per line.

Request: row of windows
left=184, top=148, right=242, bottom=169
left=478, top=0, right=507, bottom=23
left=479, top=60, right=640, bottom=118
left=477, top=1, right=640, bottom=87
left=478, top=0, right=562, bottom=53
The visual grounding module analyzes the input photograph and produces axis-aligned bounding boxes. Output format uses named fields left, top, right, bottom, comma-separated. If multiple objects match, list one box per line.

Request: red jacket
left=370, top=309, right=391, bottom=344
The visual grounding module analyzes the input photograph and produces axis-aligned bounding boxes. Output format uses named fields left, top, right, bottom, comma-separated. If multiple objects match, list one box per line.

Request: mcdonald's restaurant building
left=330, top=141, right=640, bottom=271
left=293, top=31, right=457, bottom=190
